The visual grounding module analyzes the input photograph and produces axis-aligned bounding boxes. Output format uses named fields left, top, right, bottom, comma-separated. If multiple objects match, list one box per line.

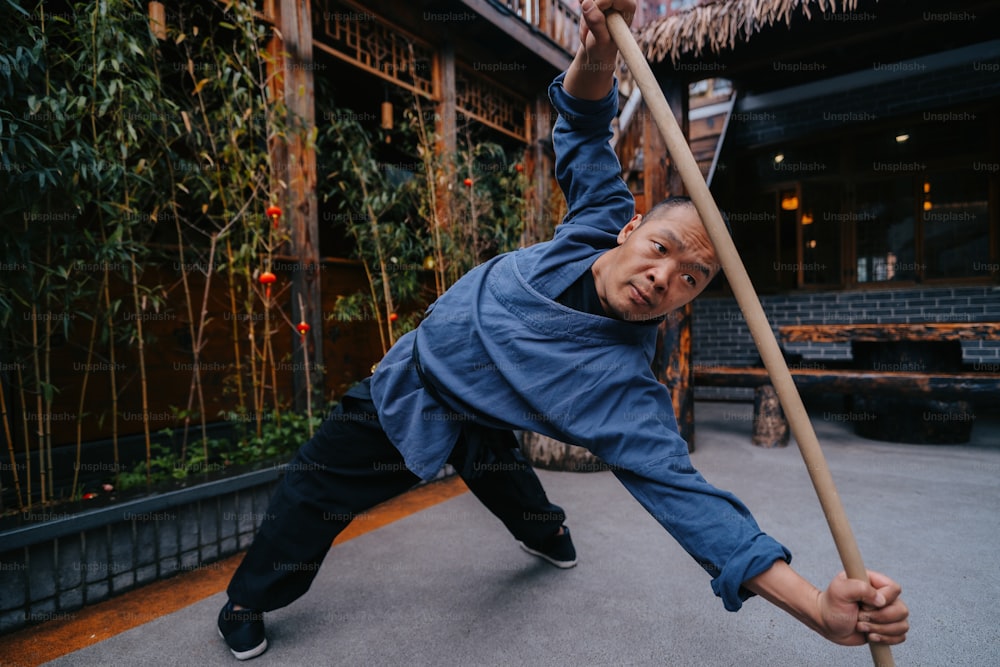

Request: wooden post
left=274, top=0, right=322, bottom=411
left=752, top=384, right=789, bottom=448
left=645, top=78, right=695, bottom=448
left=654, top=304, right=694, bottom=450
left=436, top=43, right=457, bottom=158
left=520, top=431, right=608, bottom=472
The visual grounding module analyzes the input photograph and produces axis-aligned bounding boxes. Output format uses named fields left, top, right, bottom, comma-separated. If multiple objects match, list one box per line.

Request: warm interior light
left=773, top=153, right=785, bottom=163
left=780, top=194, right=799, bottom=211
left=895, top=133, right=910, bottom=143
left=923, top=200, right=933, bottom=211
left=807, top=239, right=817, bottom=249
left=801, top=212, right=814, bottom=225
left=923, top=181, right=931, bottom=193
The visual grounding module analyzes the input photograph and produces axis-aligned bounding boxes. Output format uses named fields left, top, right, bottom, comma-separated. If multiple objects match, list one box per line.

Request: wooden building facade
left=628, top=0, right=1000, bottom=395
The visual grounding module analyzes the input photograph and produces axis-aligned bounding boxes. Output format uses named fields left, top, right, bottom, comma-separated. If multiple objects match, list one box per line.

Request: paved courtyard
left=7, top=399, right=999, bottom=667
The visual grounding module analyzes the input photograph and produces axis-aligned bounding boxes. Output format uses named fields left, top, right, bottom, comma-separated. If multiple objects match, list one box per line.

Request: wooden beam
left=780, top=322, right=1000, bottom=343
left=694, top=366, right=1000, bottom=399
left=455, top=0, right=574, bottom=70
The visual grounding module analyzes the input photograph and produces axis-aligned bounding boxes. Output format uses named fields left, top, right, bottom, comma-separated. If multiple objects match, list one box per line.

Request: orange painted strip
left=0, top=476, right=468, bottom=667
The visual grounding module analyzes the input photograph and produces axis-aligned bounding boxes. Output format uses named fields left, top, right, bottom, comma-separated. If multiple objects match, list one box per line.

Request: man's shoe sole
left=517, top=541, right=577, bottom=568
left=218, top=629, right=268, bottom=660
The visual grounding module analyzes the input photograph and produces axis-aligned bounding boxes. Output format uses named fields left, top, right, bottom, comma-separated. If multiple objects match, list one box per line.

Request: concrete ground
left=24, top=400, right=1000, bottom=666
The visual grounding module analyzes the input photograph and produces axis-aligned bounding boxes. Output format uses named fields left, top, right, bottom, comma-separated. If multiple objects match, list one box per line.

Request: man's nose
left=647, top=262, right=671, bottom=291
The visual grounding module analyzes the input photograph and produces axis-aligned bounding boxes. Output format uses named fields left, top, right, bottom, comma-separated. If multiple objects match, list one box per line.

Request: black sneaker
left=518, top=525, right=577, bottom=568
left=218, top=600, right=268, bottom=660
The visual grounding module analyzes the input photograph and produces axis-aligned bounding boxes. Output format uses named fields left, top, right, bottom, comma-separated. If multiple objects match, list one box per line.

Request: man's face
left=591, top=205, right=720, bottom=322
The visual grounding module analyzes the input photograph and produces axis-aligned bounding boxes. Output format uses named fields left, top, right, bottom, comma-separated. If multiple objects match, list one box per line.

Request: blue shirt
left=370, top=72, right=791, bottom=611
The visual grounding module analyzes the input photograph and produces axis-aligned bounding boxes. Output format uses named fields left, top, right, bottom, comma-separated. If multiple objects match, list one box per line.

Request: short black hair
left=643, top=195, right=733, bottom=237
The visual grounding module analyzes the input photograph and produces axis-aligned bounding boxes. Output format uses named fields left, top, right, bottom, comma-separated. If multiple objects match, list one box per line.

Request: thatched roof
left=634, top=0, right=872, bottom=65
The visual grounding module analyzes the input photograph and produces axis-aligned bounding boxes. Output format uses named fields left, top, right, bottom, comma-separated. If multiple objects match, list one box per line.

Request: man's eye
left=683, top=274, right=697, bottom=287
left=653, top=242, right=666, bottom=254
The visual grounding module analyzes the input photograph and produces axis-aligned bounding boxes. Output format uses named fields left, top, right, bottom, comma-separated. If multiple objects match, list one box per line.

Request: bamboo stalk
left=102, top=259, right=120, bottom=489
left=72, top=271, right=106, bottom=499
left=1, top=364, right=24, bottom=510
left=332, top=120, right=395, bottom=352
left=297, top=293, right=314, bottom=437
left=410, top=93, right=448, bottom=297
left=606, top=12, right=894, bottom=667
left=225, top=237, right=248, bottom=420
left=30, top=304, right=45, bottom=505
left=127, top=249, right=152, bottom=486
left=42, top=238, right=54, bottom=501
left=16, top=363, right=31, bottom=510
left=463, top=131, right=483, bottom=270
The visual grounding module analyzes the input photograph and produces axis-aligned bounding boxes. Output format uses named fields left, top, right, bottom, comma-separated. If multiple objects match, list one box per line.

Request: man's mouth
left=628, top=284, right=652, bottom=307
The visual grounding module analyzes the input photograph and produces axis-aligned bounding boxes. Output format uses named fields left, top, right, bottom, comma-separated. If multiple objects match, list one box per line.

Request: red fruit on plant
left=463, top=177, right=472, bottom=187
left=389, top=313, right=398, bottom=322
left=296, top=321, right=310, bottom=336
left=515, top=163, right=524, bottom=172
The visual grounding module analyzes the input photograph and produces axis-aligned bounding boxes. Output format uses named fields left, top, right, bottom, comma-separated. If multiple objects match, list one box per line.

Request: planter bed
left=0, top=464, right=282, bottom=635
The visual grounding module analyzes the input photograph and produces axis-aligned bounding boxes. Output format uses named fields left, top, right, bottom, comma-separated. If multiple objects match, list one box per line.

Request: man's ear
left=617, top=213, right=643, bottom=245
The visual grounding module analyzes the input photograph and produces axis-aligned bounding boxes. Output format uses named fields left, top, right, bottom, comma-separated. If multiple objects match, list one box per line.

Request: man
left=218, top=0, right=909, bottom=659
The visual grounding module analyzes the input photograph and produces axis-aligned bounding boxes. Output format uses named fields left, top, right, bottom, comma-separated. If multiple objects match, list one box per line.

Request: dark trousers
left=227, top=381, right=566, bottom=611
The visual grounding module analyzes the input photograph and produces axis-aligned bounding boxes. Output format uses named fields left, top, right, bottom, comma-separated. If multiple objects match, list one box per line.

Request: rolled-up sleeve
left=559, top=370, right=792, bottom=612
left=613, top=452, right=792, bottom=611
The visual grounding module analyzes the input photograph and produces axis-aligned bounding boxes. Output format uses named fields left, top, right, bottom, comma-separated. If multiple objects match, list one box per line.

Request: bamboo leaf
left=5, top=1, right=30, bottom=17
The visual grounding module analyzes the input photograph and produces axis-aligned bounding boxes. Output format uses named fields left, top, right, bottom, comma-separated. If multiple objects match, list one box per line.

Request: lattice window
left=313, top=1, right=436, bottom=99
left=456, top=66, right=529, bottom=143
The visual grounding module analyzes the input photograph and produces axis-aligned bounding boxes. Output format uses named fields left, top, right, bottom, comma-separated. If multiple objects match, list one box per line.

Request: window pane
left=922, top=171, right=990, bottom=279
left=800, top=181, right=843, bottom=286
left=855, top=178, right=917, bottom=283
left=728, top=191, right=780, bottom=292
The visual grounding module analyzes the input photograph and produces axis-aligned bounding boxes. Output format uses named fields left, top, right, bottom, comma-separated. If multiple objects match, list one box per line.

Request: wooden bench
left=695, top=321, right=1000, bottom=446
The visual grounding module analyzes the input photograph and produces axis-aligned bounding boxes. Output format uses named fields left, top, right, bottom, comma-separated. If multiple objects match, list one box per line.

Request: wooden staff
left=605, top=11, right=895, bottom=667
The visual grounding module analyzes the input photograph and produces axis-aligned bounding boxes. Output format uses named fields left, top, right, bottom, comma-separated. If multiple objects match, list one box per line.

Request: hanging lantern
left=296, top=321, right=310, bottom=337
left=148, top=1, right=167, bottom=41
left=266, top=205, right=282, bottom=229
left=381, top=100, right=394, bottom=131
left=259, top=270, right=276, bottom=299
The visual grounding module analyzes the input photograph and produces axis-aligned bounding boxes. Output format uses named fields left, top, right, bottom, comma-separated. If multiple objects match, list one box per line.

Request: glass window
left=854, top=178, right=917, bottom=283
left=800, top=181, right=843, bottom=286
left=922, top=170, right=990, bottom=279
